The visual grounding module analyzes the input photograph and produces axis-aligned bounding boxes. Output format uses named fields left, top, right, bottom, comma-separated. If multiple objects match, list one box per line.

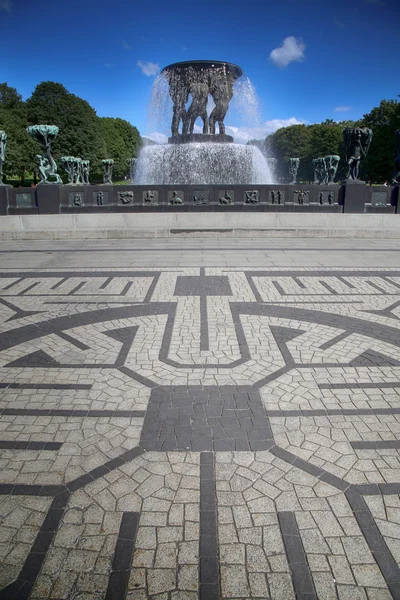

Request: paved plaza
left=1, top=237, right=400, bottom=600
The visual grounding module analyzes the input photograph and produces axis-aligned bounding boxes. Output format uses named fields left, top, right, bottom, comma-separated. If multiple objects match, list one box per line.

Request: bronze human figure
left=81, top=160, right=90, bottom=185
left=343, top=127, right=373, bottom=181
left=392, top=129, right=400, bottom=184
left=289, top=158, right=300, bottom=184
left=312, top=158, right=326, bottom=185
left=209, top=71, right=234, bottom=136
left=102, top=159, right=114, bottom=184
left=169, top=74, right=189, bottom=136
left=324, top=155, right=340, bottom=184
left=183, top=71, right=209, bottom=135
left=0, top=130, right=7, bottom=185
left=27, top=125, right=62, bottom=184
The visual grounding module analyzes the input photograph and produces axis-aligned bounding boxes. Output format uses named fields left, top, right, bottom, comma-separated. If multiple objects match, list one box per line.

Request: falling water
left=135, top=143, right=271, bottom=185
left=136, top=64, right=274, bottom=185
left=229, top=76, right=262, bottom=130
left=147, top=74, right=172, bottom=137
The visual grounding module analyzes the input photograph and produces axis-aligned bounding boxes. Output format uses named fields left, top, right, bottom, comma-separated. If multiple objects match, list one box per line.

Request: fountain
left=134, top=60, right=273, bottom=185
left=1, top=60, right=392, bottom=222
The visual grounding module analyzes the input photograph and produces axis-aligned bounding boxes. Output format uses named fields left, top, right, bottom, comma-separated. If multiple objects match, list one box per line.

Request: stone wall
left=0, top=183, right=398, bottom=215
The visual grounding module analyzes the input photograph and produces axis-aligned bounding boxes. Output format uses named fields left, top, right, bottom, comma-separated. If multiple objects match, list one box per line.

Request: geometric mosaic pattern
left=1, top=266, right=400, bottom=598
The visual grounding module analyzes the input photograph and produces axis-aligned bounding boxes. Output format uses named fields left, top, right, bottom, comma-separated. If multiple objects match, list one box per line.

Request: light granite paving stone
left=1, top=258, right=400, bottom=598
left=147, top=568, right=176, bottom=595
left=352, top=564, right=387, bottom=588
left=220, top=564, right=251, bottom=597
left=267, top=572, right=295, bottom=600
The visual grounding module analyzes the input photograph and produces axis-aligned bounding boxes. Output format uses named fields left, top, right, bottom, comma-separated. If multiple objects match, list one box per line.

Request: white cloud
left=269, top=36, right=305, bottom=68
left=0, top=0, right=12, bottom=12
left=146, top=132, right=168, bottom=144
left=334, top=105, right=351, bottom=112
left=137, top=60, right=160, bottom=77
left=145, top=118, right=305, bottom=146
left=121, top=40, right=131, bottom=50
left=226, top=118, right=306, bottom=144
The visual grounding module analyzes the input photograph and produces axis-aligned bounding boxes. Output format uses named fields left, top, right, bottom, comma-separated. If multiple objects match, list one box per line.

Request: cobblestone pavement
left=1, top=239, right=400, bottom=599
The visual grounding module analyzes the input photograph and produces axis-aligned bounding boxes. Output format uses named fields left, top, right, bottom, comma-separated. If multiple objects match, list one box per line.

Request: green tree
left=265, top=124, right=312, bottom=181
left=360, top=98, right=400, bottom=183
left=307, top=121, right=351, bottom=180
left=26, top=82, right=107, bottom=180
left=0, top=83, right=37, bottom=185
left=265, top=119, right=360, bottom=181
left=97, top=117, right=141, bottom=181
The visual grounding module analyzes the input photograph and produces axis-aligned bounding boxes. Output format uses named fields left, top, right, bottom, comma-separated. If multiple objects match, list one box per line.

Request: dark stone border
left=266, top=408, right=400, bottom=417
left=104, top=512, right=140, bottom=600
left=0, top=409, right=145, bottom=418
left=0, top=491, right=70, bottom=600
left=199, top=452, right=219, bottom=600
left=0, top=441, right=62, bottom=450
left=0, top=383, right=92, bottom=390
left=351, top=440, right=400, bottom=450
left=278, top=511, right=317, bottom=599
left=346, top=490, right=400, bottom=600
left=319, top=382, right=400, bottom=390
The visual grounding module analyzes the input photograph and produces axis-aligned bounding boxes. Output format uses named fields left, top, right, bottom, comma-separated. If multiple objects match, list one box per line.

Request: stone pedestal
left=0, top=185, right=11, bottom=215
left=36, top=185, right=61, bottom=214
left=343, top=181, right=367, bottom=213
left=168, top=134, right=233, bottom=144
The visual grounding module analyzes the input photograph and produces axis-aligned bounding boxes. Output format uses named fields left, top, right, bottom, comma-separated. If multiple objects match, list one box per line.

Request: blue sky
left=1, top=0, right=399, bottom=143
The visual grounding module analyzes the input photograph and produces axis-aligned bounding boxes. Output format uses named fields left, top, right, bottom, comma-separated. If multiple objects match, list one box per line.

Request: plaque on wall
left=93, top=191, right=109, bottom=206
left=293, top=190, right=310, bottom=205
left=69, top=192, right=84, bottom=207
left=371, top=192, right=387, bottom=206
left=169, top=190, right=184, bottom=205
left=317, top=191, right=335, bottom=205
left=218, top=190, right=234, bottom=205
left=268, top=190, right=284, bottom=205
left=118, top=191, right=134, bottom=205
left=143, top=190, right=158, bottom=205
left=244, top=190, right=259, bottom=204
left=193, top=190, right=210, bottom=205
left=16, top=193, right=33, bottom=208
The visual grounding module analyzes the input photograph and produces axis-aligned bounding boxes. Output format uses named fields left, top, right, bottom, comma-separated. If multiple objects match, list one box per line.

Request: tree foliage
left=265, top=124, right=313, bottom=180
left=360, top=99, right=400, bottom=183
left=0, top=79, right=398, bottom=186
left=0, top=83, right=37, bottom=184
left=97, top=117, right=141, bottom=181
left=264, top=107, right=400, bottom=183
left=26, top=82, right=107, bottom=181
left=0, top=80, right=143, bottom=185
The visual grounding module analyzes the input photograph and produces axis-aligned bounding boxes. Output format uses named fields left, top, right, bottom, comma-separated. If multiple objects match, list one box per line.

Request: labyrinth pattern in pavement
left=0, top=267, right=400, bottom=599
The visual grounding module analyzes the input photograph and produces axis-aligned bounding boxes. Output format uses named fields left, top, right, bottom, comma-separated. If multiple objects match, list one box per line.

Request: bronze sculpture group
left=26, top=125, right=62, bottom=185
left=0, top=130, right=7, bottom=186
left=392, top=129, right=400, bottom=184
left=1, top=118, right=400, bottom=188
left=312, top=155, right=340, bottom=185
left=165, top=63, right=238, bottom=139
left=61, top=157, right=90, bottom=185
left=343, top=127, right=373, bottom=181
